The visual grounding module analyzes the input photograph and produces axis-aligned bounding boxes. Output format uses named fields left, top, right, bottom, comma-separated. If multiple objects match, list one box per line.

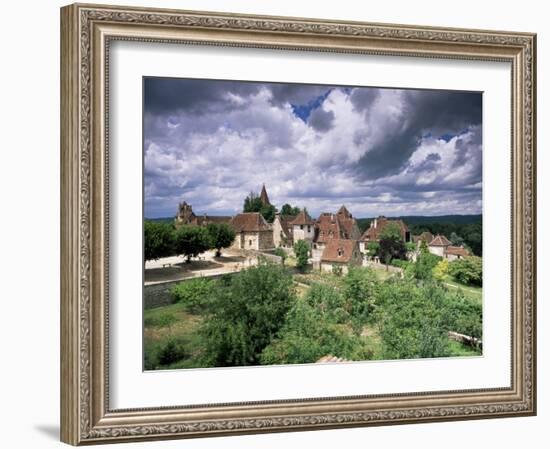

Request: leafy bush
left=449, top=256, right=483, bottom=286
left=158, top=338, right=187, bottom=366
left=414, top=252, right=442, bottom=280
left=260, top=299, right=370, bottom=365
left=170, top=278, right=215, bottom=313
left=432, top=259, right=449, bottom=281
left=390, top=259, right=411, bottom=269
left=198, top=262, right=295, bottom=367
left=342, top=267, right=379, bottom=334
left=293, top=240, right=309, bottom=272
left=273, top=247, right=287, bottom=265
left=376, top=280, right=452, bottom=359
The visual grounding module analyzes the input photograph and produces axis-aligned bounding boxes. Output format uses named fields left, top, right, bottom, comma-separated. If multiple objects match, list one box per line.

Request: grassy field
left=442, top=276, right=482, bottom=303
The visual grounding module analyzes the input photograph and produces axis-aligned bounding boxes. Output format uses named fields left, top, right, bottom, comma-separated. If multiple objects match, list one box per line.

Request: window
left=307, top=225, right=311, bottom=232
left=337, top=248, right=343, bottom=257
left=300, top=225, right=304, bottom=230
left=249, top=239, right=252, bottom=247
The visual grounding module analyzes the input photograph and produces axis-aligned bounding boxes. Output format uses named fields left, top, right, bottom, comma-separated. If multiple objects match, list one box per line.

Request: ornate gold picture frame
left=60, top=3, right=536, bottom=445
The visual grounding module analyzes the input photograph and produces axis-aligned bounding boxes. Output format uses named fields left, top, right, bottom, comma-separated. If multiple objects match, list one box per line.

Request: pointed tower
left=259, top=184, right=271, bottom=206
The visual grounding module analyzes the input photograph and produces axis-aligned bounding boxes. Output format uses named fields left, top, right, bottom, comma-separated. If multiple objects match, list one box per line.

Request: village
left=158, top=184, right=471, bottom=281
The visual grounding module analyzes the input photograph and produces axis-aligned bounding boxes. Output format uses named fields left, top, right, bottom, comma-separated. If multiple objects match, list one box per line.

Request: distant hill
left=145, top=217, right=174, bottom=224
left=356, top=214, right=482, bottom=231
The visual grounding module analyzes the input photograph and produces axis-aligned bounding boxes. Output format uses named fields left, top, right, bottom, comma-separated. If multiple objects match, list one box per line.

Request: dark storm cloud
left=350, top=87, right=379, bottom=112
left=268, top=84, right=332, bottom=108
left=308, top=108, right=335, bottom=132
left=356, top=90, right=482, bottom=180
left=144, top=77, right=261, bottom=114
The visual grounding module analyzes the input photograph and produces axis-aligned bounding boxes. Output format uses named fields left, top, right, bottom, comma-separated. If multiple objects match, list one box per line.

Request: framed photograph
left=60, top=3, right=537, bottom=445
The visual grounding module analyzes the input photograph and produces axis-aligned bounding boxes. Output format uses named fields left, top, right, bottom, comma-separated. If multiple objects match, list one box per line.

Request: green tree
left=293, top=240, right=310, bottom=271
left=199, top=262, right=295, bottom=367
left=280, top=203, right=301, bottom=216
left=379, top=222, right=402, bottom=241
left=206, top=222, right=236, bottom=257
left=273, top=247, right=287, bottom=265
left=432, top=259, right=450, bottom=281
left=174, top=225, right=210, bottom=263
left=144, top=220, right=175, bottom=262
left=377, top=222, right=406, bottom=268
left=376, top=280, right=451, bottom=359
left=414, top=251, right=442, bottom=280
left=243, top=191, right=277, bottom=223
left=261, top=286, right=370, bottom=365
left=366, top=242, right=379, bottom=258
left=170, top=277, right=215, bottom=313
left=448, top=256, right=483, bottom=286
left=449, top=232, right=465, bottom=247
left=342, top=267, right=379, bottom=335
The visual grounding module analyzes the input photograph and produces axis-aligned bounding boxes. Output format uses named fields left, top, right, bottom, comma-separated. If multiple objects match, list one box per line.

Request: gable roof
left=337, top=205, right=352, bottom=219
left=314, top=213, right=342, bottom=243
left=320, top=239, right=359, bottom=263
left=290, top=209, right=314, bottom=226
left=230, top=212, right=271, bottom=232
left=446, top=245, right=470, bottom=257
left=429, top=234, right=452, bottom=247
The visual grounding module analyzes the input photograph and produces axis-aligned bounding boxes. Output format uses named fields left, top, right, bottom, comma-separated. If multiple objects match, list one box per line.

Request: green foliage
left=273, top=247, right=287, bottom=265
left=280, top=203, right=301, bottom=216
left=170, top=278, right=215, bottom=313
left=449, top=232, right=465, bottom=246
left=378, top=237, right=406, bottom=265
left=243, top=191, right=277, bottom=222
left=440, top=290, right=483, bottom=339
left=432, top=259, right=450, bottom=281
left=206, top=222, right=236, bottom=257
left=449, top=256, right=483, bottom=286
left=376, top=280, right=452, bottom=359
left=198, top=263, right=295, bottom=367
left=390, top=259, right=411, bottom=269
left=174, top=225, right=211, bottom=262
left=366, top=242, right=379, bottom=257
left=405, top=242, right=417, bottom=252
left=408, top=220, right=482, bottom=256
left=332, top=264, right=343, bottom=277
left=157, top=337, right=187, bottom=366
left=379, top=222, right=402, bottom=241
left=293, top=240, right=310, bottom=272
left=144, top=220, right=175, bottom=262
left=260, top=299, right=370, bottom=365
left=342, top=267, right=379, bottom=334
left=414, top=251, right=442, bottom=280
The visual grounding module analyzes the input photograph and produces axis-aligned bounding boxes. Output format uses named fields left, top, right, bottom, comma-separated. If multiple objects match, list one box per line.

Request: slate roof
left=230, top=212, right=271, bottom=232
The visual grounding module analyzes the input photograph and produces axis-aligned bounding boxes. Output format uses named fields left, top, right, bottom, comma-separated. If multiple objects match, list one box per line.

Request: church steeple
left=259, top=184, right=270, bottom=206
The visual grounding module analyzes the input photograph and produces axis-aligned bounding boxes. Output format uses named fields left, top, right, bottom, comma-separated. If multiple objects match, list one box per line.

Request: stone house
left=272, top=214, right=295, bottom=248
left=290, top=209, right=315, bottom=244
left=312, top=205, right=361, bottom=261
left=230, top=212, right=274, bottom=251
left=427, top=234, right=452, bottom=257
left=175, top=201, right=231, bottom=227
left=445, top=245, right=470, bottom=261
left=320, top=239, right=362, bottom=275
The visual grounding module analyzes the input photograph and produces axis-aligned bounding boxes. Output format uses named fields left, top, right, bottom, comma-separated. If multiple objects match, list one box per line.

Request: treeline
left=144, top=220, right=236, bottom=262
left=145, top=261, right=482, bottom=370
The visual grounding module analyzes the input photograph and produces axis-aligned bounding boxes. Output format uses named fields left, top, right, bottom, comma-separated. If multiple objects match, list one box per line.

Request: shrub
left=342, top=267, right=379, bottom=334
left=414, top=252, right=442, bottom=280
left=158, top=337, right=187, bottom=366
left=293, top=240, right=309, bottom=272
left=170, top=277, right=215, bottom=313
left=199, top=262, right=295, bottom=367
left=273, top=247, right=287, bottom=265
left=432, top=259, right=450, bottom=281
left=449, top=256, right=483, bottom=286
left=144, top=312, right=177, bottom=328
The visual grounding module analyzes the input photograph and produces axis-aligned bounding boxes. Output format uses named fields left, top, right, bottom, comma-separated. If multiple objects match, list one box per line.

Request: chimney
left=373, top=218, right=378, bottom=228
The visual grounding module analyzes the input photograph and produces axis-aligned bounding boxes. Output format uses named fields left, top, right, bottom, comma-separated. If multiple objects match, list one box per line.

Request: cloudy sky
left=144, top=77, right=482, bottom=219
